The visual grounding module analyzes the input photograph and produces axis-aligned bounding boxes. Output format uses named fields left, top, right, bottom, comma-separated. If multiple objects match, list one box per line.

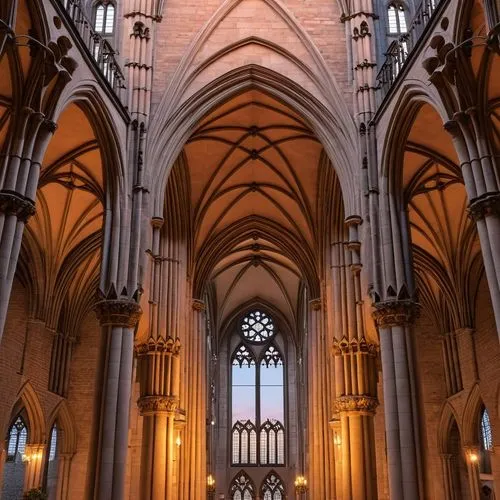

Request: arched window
left=230, top=471, right=255, bottom=500
left=7, top=416, right=27, bottom=461
left=231, top=311, right=285, bottom=466
left=46, top=424, right=59, bottom=499
left=94, top=2, right=115, bottom=34
left=479, top=407, right=493, bottom=474
left=260, top=472, right=285, bottom=500
left=387, top=2, right=408, bottom=34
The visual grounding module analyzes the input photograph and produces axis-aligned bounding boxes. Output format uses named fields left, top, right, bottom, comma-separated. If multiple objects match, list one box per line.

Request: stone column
left=93, top=298, right=142, bottom=500
left=372, top=300, right=421, bottom=500
left=56, top=452, right=74, bottom=500
left=331, top=217, right=378, bottom=499
left=23, top=443, right=45, bottom=491
left=463, top=446, right=481, bottom=500
left=307, top=298, right=335, bottom=498
left=440, top=453, right=454, bottom=500
left=178, top=299, right=207, bottom=499
left=136, top=336, right=181, bottom=500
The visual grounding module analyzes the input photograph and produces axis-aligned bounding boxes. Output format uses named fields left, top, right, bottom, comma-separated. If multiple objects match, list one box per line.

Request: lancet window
left=230, top=471, right=255, bottom=500
left=7, top=416, right=27, bottom=462
left=260, top=472, right=285, bottom=500
left=94, top=2, right=115, bottom=34
left=387, top=2, right=408, bottom=34
left=480, top=407, right=493, bottom=474
left=231, top=311, right=285, bottom=466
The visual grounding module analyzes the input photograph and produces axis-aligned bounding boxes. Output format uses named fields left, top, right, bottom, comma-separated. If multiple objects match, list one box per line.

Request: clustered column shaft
left=136, top=336, right=181, bottom=500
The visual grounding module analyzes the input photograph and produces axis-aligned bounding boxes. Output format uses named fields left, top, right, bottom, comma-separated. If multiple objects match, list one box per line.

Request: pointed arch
left=47, top=400, right=77, bottom=455
left=260, top=470, right=286, bottom=499
left=438, top=402, right=461, bottom=454
left=229, top=470, right=256, bottom=499
left=11, top=382, right=45, bottom=445
left=462, top=384, right=484, bottom=446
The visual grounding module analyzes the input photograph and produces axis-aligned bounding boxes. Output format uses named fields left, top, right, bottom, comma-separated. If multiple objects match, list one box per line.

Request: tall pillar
left=307, top=298, right=335, bottom=498
left=178, top=300, right=207, bottom=499
left=23, top=443, right=45, bottom=491
left=372, top=300, right=421, bottom=500
left=463, top=446, right=481, bottom=500
left=136, top=336, right=181, bottom=500
left=331, top=216, right=378, bottom=499
left=93, top=298, right=142, bottom=500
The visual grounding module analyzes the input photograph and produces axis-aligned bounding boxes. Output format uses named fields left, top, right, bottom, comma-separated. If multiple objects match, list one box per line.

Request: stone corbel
left=334, top=395, right=379, bottom=414
left=94, top=299, right=142, bottom=328
left=467, top=192, right=500, bottom=221
left=0, top=190, right=36, bottom=222
left=137, top=395, right=178, bottom=416
left=372, top=299, right=419, bottom=328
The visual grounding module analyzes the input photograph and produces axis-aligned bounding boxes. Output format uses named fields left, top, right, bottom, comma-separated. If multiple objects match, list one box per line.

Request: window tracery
left=260, top=472, right=285, bottom=500
left=230, top=471, right=255, bottom=500
left=480, top=407, right=493, bottom=475
left=7, top=416, right=27, bottom=462
left=387, top=2, right=408, bottom=34
left=241, top=310, right=275, bottom=342
left=48, top=424, right=58, bottom=461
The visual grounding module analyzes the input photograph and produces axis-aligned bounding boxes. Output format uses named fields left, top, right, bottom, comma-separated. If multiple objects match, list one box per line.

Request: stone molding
left=310, top=298, right=322, bottom=311
left=0, top=190, right=36, bottom=222
left=372, top=299, right=419, bottom=328
left=332, top=336, right=377, bottom=356
left=468, top=192, right=500, bottom=221
left=94, top=299, right=142, bottom=327
left=334, top=395, right=378, bottom=414
left=135, top=335, right=181, bottom=355
left=137, top=395, right=178, bottom=416
left=192, top=299, right=206, bottom=311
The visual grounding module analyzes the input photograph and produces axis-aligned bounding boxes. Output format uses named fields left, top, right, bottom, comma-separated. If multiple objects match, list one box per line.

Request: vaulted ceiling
left=184, top=89, right=329, bottom=329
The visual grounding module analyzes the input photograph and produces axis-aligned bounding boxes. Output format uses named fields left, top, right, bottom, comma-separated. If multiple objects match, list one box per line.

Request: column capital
left=135, top=335, right=181, bottom=355
left=0, top=190, right=36, bottom=222
left=334, top=395, right=378, bottom=414
left=468, top=192, right=500, bottom=221
left=137, top=395, right=178, bottom=416
left=332, top=336, right=377, bottom=356
left=94, top=299, right=142, bottom=328
left=192, top=299, right=206, bottom=311
left=372, top=299, right=419, bottom=328
left=309, top=298, right=322, bottom=311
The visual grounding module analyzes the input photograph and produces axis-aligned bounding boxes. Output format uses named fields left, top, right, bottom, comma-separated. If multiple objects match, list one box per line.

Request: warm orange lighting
left=175, top=435, right=182, bottom=447
left=294, top=475, right=308, bottom=493
left=469, top=452, right=479, bottom=463
left=207, top=474, right=216, bottom=492
left=334, top=432, right=342, bottom=446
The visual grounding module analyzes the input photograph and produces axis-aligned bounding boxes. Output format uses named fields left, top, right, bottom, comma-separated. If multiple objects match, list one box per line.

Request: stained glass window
left=94, top=3, right=115, bottom=34
left=7, top=416, right=27, bottom=461
left=388, top=3, right=408, bottom=34
left=241, top=311, right=275, bottom=342
left=230, top=471, right=255, bottom=500
left=48, top=424, right=58, bottom=461
left=260, top=472, right=285, bottom=500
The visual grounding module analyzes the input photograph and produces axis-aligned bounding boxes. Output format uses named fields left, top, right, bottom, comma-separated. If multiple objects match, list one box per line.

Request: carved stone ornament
left=192, top=299, right=206, bottom=312
left=467, top=192, right=500, bottom=221
left=0, top=190, right=36, bottom=222
left=334, top=395, right=378, bottom=414
left=137, top=395, right=178, bottom=416
left=94, top=299, right=142, bottom=327
left=332, top=336, right=377, bottom=356
left=372, top=300, right=419, bottom=328
left=135, top=335, right=181, bottom=355
left=310, top=298, right=322, bottom=311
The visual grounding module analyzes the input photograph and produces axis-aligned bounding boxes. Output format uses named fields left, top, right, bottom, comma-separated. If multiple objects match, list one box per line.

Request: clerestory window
left=387, top=2, right=408, bottom=34
left=7, top=416, right=27, bottom=462
left=231, top=311, right=285, bottom=467
left=230, top=471, right=255, bottom=500
left=261, top=471, right=285, bottom=500
left=479, top=407, right=493, bottom=474
left=94, top=2, right=115, bottom=34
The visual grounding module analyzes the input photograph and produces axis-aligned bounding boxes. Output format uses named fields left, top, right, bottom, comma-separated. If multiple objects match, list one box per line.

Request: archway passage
left=138, top=87, right=344, bottom=498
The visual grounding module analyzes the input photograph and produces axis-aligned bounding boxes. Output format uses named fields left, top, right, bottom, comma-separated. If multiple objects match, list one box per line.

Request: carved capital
left=0, top=190, right=36, bottom=222
left=372, top=300, right=419, bottom=328
left=334, top=395, right=378, bottom=414
left=135, top=335, right=181, bottom=355
left=137, top=395, right=178, bottom=416
left=192, top=299, right=206, bottom=311
left=310, top=298, right=322, bottom=311
left=94, top=299, right=142, bottom=327
left=468, top=192, right=500, bottom=221
left=332, top=336, right=377, bottom=356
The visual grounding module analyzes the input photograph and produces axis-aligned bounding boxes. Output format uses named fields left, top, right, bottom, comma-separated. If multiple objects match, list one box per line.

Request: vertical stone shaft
left=94, top=300, right=142, bottom=500
left=136, top=336, right=181, bottom=500
left=332, top=217, right=378, bottom=500
left=307, top=298, right=334, bottom=498
left=178, top=300, right=207, bottom=499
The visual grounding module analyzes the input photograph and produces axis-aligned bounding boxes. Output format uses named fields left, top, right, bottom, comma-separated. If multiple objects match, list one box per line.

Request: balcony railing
left=60, top=0, right=126, bottom=100
left=376, top=0, right=442, bottom=101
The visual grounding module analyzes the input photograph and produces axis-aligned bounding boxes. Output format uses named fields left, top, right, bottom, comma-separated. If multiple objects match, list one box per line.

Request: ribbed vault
left=185, top=89, right=332, bottom=327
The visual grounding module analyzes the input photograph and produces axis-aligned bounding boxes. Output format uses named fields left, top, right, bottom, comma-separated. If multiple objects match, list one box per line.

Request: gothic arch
left=147, top=64, right=359, bottom=219
left=8, top=382, right=45, bottom=445
left=462, top=384, right=485, bottom=446
left=438, top=402, right=461, bottom=454
left=47, top=401, right=77, bottom=455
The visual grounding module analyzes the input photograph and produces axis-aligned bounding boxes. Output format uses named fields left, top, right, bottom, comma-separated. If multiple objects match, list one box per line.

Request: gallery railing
left=59, top=0, right=126, bottom=100
left=376, top=0, right=443, bottom=100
